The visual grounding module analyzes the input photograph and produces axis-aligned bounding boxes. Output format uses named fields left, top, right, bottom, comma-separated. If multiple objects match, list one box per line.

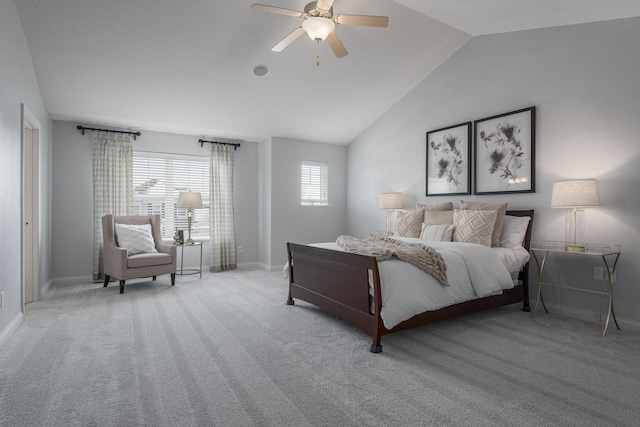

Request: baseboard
left=543, top=302, right=640, bottom=333
left=0, top=312, right=24, bottom=348
left=236, top=262, right=261, bottom=270
left=51, top=275, right=94, bottom=286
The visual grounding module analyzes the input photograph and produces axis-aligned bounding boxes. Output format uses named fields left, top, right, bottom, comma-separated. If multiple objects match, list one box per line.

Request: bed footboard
left=286, top=242, right=384, bottom=352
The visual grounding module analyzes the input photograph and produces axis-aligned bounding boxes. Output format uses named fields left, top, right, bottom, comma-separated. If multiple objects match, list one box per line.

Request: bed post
left=519, top=210, right=534, bottom=312
left=370, top=262, right=383, bottom=353
left=286, top=243, right=294, bottom=306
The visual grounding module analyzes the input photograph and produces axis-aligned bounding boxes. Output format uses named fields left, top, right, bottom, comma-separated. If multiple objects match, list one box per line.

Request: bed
left=286, top=209, right=534, bottom=353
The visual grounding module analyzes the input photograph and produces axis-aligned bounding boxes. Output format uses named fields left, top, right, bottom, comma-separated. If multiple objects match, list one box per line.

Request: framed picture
left=474, top=106, right=535, bottom=194
left=426, top=122, right=471, bottom=196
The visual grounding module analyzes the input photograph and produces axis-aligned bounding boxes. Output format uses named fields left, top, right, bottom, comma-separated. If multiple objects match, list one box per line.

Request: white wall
left=348, top=17, right=640, bottom=324
left=51, top=120, right=260, bottom=280
left=0, top=0, right=52, bottom=341
left=263, top=137, right=348, bottom=269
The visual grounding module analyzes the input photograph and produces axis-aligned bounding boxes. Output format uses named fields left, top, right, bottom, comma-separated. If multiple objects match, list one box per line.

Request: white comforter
left=296, top=238, right=529, bottom=329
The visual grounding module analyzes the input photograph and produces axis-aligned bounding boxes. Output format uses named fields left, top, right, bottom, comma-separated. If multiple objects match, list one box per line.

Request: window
left=133, top=152, right=209, bottom=239
left=300, top=160, right=328, bottom=206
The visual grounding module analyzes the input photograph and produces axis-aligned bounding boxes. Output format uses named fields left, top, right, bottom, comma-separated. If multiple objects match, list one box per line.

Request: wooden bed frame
left=286, top=210, right=534, bottom=353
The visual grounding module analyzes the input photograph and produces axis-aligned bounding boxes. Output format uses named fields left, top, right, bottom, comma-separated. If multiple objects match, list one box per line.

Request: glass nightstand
left=176, top=242, right=203, bottom=278
left=530, top=241, right=621, bottom=336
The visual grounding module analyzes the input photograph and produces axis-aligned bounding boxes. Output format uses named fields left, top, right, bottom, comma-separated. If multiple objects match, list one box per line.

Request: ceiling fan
left=250, top=0, right=389, bottom=58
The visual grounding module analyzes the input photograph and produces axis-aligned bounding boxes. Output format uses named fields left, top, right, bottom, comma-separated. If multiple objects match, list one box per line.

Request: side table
left=530, top=241, right=621, bottom=336
left=176, top=242, right=203, bottom=278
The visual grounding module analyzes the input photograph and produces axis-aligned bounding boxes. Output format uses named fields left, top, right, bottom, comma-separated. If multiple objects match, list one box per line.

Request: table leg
left=180, top=245, right=184, bottom=276
left=530, top=250, right=549, bottom=318
left=601, top=254, right=621, bottom=336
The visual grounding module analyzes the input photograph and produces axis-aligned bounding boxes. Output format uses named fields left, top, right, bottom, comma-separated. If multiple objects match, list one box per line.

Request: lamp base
left=565, top=244, right=586, bottom=252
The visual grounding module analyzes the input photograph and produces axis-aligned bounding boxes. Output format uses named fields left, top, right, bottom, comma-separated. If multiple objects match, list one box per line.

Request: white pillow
left=420, top=223, right=454, bottom=241
left=115, top=223, right=158, bottom=255
left=500, top=215, right=531, bottom=248
left=452, top=209, right=497, bottom=247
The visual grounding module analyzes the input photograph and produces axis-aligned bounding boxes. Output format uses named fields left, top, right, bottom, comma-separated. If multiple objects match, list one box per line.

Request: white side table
left=176, top=242, right=203, bottom=278
left=530, top=241, right=621, bottom=336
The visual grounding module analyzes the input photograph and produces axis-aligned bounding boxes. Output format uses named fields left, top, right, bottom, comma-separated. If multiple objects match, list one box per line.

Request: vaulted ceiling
left=15, top=0, right=640, bottom=145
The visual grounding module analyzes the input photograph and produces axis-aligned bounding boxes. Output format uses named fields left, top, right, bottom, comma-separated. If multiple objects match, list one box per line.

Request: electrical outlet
left=237, top=246, right=243, bottom=254
left=593, top=267, right=604, bottom=281
left=1, top=291, right=4, bottom=308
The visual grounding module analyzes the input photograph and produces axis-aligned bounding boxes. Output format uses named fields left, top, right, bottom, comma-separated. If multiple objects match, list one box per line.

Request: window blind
left=301, top=160, right=328, bottom=206
left=133, top=152, right=210, bottom=239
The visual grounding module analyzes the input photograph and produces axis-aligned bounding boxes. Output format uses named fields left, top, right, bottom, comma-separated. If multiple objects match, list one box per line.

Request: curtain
left=92, top=131, right=133, bottom=280
left=209, top=144, right=237, bottom=271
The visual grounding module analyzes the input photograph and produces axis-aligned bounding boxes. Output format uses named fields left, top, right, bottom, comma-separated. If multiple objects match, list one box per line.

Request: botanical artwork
left=474, top=107, right=535, bottom=194
left=426, top=122, right=471, bottom=196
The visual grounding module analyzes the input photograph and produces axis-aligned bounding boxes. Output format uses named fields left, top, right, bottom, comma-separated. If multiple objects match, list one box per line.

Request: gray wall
left=347, top=17, right=640, bottom=326
left=0, top=0, right=53, bottom=339
left=51, top=120, right=260, bottom=279
left=264, top=137, right=348, bottom=269
left=51, top=123, right=348, bottom=277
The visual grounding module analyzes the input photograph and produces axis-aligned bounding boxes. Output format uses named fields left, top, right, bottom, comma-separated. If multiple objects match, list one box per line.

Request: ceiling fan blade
left=316, top=0, right=335, bottom=11
left=272, top=27, right=306, bottom=52
left=335, top=14, right=389, bottom=28
left=326, top=31, right=348, bottom=58
left=250, top=4, right=304, bottom=18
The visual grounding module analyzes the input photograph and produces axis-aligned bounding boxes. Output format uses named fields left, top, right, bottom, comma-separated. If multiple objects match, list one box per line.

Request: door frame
left=22, top=104, right=40, bottom=306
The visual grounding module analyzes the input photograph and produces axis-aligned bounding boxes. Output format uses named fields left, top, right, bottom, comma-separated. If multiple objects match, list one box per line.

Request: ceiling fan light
left=302, top=17, right=335, bottom=41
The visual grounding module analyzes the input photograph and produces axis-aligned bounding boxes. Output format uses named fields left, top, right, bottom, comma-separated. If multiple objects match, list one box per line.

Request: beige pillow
left=452, top=209, right=498, bottom=247
left=395, top=209, right=424, bottom=237
left=423, top=209, right=454, bottom=225
left=420, top=223, right=454, bottom=241
left=416, top=202, right=454, bottom=211
left=460, top=200, right=507, bottom=247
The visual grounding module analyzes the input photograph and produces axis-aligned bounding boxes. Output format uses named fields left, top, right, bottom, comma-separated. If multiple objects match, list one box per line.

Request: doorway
left=22, top=105, right=40, bottom=306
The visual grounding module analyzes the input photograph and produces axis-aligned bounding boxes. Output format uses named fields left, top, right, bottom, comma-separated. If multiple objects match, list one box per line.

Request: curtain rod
left=198, top=139, right=241, bottom=150
left=77, top=125, right=142, bottom=140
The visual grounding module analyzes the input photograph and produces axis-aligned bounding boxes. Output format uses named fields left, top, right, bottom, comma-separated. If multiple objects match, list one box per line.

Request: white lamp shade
left=302, top=17, right=335, bottom=41
left=551, top=179, right=600, bottom=208
left=177, top=191, right=203, bottom=209
left=380, top=192, right=403, bottom=210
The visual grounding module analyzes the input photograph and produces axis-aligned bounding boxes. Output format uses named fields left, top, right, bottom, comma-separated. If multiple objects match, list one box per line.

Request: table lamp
left=551, top=179, right=599, bottom=252
left=380, top=192, right=403, bottom=235
left=177, top=191, right=203, bottom=244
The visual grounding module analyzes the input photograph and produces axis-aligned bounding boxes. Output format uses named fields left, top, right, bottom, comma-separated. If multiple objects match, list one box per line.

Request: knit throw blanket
left=336, top=235, right=448, bottom=286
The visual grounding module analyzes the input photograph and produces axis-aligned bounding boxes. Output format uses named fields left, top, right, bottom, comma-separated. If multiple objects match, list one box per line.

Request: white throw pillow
left=420, top=223, right=454, bottom=241
left=452, top=209, right=497, bottom=247
left=500, top=215, right=531, bottom=248
left=115, top=223, right=158, bottom=255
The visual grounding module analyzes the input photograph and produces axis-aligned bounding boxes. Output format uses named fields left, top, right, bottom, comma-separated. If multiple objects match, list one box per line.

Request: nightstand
left=529, top=241, right=621, bottom=336
left=176, top=242, right=203, bottom=278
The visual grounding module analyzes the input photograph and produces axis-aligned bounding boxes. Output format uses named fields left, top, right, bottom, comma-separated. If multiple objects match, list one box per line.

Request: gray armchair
left=102, top=214, right=176, bottom=294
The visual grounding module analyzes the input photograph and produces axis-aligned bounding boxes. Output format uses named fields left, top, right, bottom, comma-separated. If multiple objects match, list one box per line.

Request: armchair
left=102, top=214, right=176, bottom=294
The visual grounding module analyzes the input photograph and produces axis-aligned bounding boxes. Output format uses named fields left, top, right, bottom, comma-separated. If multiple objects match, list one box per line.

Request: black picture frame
left=426, top=122, right=471, bottom=196
left=473, top=106, right=535, bottom=195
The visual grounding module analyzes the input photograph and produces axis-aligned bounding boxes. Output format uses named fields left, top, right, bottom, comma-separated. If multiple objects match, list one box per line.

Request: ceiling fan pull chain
left=316, top=53, right=320, bottom=66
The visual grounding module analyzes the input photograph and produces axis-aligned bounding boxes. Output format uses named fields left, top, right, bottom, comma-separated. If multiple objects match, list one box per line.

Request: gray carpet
left=1, top=269, right=639, bottom=427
